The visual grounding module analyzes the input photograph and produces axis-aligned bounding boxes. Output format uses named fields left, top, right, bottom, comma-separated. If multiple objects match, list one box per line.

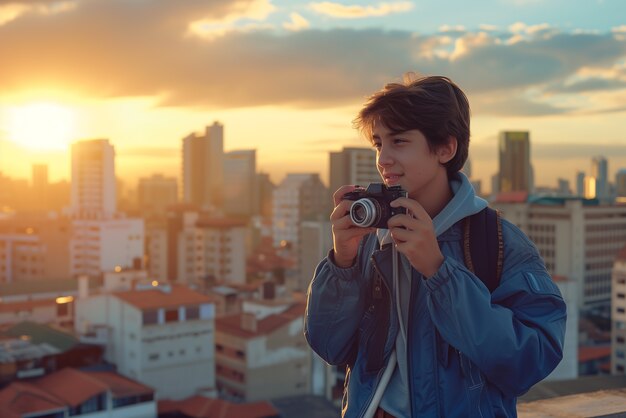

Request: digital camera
left=342, top=183, right=407, bottom=228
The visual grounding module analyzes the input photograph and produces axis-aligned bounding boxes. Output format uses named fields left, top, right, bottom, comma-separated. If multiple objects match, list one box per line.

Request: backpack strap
left=463, top=207, right=504, bottom=293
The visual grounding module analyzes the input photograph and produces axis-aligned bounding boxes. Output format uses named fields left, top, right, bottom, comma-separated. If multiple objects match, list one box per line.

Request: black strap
left=463, top=207, right=504, bottom=293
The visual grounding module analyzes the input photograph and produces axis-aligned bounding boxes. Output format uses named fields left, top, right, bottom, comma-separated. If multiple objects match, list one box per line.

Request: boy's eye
left=372, top=142, right=382, bottom=149
left=393, top=138, right=406, bottom=144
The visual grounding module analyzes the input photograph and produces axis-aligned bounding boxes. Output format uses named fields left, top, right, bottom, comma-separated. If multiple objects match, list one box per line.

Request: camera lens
left=349, top=198, right=379, bottom=227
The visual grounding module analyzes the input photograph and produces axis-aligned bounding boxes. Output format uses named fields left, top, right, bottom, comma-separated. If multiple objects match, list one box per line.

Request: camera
left=342, top=183, right=407, bottom=228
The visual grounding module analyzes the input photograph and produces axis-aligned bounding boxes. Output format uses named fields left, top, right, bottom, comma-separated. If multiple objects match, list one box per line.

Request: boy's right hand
left=331, top=185, right=376, bottom=268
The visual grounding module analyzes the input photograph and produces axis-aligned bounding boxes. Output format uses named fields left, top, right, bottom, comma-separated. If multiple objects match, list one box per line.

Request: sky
left=1, top=0, right=626, bottom=193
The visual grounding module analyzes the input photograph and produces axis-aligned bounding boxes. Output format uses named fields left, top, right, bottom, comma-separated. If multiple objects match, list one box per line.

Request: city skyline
left=1, top=0, right=626, bottom=191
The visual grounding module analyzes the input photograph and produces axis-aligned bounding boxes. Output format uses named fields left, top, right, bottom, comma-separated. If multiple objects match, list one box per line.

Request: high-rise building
left=256, top=173, right=275, bottom=219
left=223, top=150, right=257, bottom=218
left=272, top=173, right=328, bottom=252
left=329, top=147, right=379, bottom=195
left=592, top=156, right=609, bottom=201
left=493, top=197, right=626, bottom=313
left=182, top=122, right=224, bottom=211
left=617, top=169, right=626, bottom=199
left=31, top=164, right=48, bottom=210
left=71, top=139, right=116, bottom=218
left=612, top=245, right=626, bottom=375
left=138, top=174, right=178, bottom=215
left=298, top=220, right=332, bottom=292
left=576, top=171, right=586, bottom=197
left=498, top=131, right=530, bottom=193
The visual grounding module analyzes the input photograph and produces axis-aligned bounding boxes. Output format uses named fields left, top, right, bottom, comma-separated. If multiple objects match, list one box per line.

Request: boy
left=304, top=75, right=566, bottom=418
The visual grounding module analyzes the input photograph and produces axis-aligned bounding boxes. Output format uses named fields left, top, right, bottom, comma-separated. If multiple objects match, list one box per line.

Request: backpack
left=463, top=206, right=504, bottom=292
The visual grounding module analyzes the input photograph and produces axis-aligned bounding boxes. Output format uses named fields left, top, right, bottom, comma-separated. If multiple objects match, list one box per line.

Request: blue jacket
left=304, top=174, right=566, bottom=418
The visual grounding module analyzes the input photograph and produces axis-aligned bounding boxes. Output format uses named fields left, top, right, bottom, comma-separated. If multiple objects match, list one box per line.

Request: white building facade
left=75, top=283, right=216, bottom=400
left=612, top=247, right=626, bottom=375
left=71, top=139, right=116, bottom=218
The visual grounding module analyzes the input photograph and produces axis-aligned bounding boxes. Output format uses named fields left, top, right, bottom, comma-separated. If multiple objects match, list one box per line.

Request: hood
left=378, top=171, right=487, bottom=245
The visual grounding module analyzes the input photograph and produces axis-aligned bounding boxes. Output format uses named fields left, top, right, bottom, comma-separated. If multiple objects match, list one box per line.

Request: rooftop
left=114, top=283, right=214, bottom=311
left=519, top=388, right=626, bottom=417
left=216, top=302, right=305, bottom=339
left=4, top=321, right=78, bottom=351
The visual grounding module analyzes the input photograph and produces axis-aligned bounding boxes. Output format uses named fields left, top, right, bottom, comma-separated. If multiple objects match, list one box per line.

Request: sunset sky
left=1, top=0, right=626, bottom=192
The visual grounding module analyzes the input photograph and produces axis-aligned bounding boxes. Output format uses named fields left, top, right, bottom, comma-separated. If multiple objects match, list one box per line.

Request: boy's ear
left=438, top=136, right=458, bottom=164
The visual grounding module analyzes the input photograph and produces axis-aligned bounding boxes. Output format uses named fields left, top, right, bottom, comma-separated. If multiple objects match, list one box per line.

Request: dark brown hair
left=353, top=74, right=470, bottom=176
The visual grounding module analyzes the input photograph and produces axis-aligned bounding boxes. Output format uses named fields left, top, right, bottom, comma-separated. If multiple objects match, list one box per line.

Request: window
left=165, top=309, right=179, bottom=322
left=148, top=353, right=159, bottom=361
left=143, top=310, right=158, bottom=325
left=186, top=306, right=200, bottom=320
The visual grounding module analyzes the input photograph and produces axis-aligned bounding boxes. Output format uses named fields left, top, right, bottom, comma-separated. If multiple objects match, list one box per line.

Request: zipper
left=371, top=255, right=384, bottom=300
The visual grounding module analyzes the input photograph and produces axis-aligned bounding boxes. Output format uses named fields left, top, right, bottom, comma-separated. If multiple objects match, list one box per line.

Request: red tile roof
left=114, top=284, right=213, bottom=311
left=158, top=395, right=279, bottom=418
left=84, top=371, right=153, bottom=398
left=579, top=345, right=612, bottom=363
left=36, top=368, right=108, bottom=407
left=216, top=302, right=305, bottom=339
left=0, top=381, right=65, bottom=418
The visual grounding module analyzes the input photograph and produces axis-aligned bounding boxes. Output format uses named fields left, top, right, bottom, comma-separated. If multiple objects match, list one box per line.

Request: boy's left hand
left=388, top=197, right=444, bottom=278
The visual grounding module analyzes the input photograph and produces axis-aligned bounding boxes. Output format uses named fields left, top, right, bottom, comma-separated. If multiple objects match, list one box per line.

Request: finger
left=390, top=197, right=432, bottom=221
left=389, top=226, right=413, bottom=242
left=387, top=213, right=421, bottom=230
left=330, top=200, right=353, bottom=221
left=333, top=185, right=362, bottom=206
left=332, top=214, right=356, bottom=230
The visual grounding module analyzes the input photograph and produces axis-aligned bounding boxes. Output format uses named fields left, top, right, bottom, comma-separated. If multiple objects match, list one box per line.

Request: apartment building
left=492, top=196, right=626, bottom=313
left=214, top=300, right=309, bottom=402
left=75, top=283, right=216, bottom=400
left=612, top=245, right=626, bottom=375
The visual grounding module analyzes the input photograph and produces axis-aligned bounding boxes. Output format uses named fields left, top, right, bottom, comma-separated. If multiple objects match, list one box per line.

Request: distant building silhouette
left=138, top=174, right=178, bottom=215
left=329, top=147, right=379, bottom=194
left=223, top=149, right=257, bottom=218
left=592, top=156, right=609, bottom=201
left=182, top=122, right=224, bottom=211
left=498, top=131, right=531, bottom=193
left=70, top=139, right=116, bottom=218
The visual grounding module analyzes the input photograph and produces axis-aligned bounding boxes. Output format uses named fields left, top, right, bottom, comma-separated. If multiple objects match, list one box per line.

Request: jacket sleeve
left=304, top=237, right=373, bottom=366
left=425, top=219, right=566, bottom=397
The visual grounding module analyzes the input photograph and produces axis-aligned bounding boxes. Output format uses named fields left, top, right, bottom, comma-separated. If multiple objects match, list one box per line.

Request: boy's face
left=372, top=123, right=450, bottom=201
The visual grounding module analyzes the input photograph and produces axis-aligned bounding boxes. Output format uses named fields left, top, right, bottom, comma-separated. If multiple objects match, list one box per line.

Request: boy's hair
left=353, top=74, right=470, bottom=176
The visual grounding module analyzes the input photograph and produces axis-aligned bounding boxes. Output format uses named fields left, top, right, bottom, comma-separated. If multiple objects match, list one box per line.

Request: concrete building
left=498, top=131, right=531, bottom=193
left=0, top=217, right=72, bottom=284
left=592, top=156, right=609, bottom=201
left=298, top=220, right=332, bottom=292
left=329, top=147, right=379, bottom=195
left=612, top=245, right=626, bottom=375
left=71, top=139, right=116, bottom=218
left=255, top=173, right=275, bottom=219
left=148, top=208, right=247, bottom=285
left=70, top=217, right=144, bottom=278
left=223, top=150, right=257, bottom=218
left=137, top=174, right=178, bottom=215
left=214, top=300, right=309, bottom=402
left=272, top=173, right=328, bottom=252
left=492, top=195, right=626, bottom=313
left=576, top=171, right=585, bottom=197
left=182, top=122, right=224, bottom=211
left=75, top=283, right=216, bottom=400
left=616, top=169, right=626, bottom=200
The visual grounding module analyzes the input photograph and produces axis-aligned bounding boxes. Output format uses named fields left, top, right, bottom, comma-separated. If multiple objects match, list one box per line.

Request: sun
left=7, top=102, right=77, bottom=151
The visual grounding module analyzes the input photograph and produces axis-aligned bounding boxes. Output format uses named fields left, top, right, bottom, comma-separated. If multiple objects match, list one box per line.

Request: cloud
left=0, top=0, right=76, bottom=25
left=308, top=1, right=413, bottom=19
left=0, top=0, right=626, bottom=118
left=283, top=12, right=309, bottom=31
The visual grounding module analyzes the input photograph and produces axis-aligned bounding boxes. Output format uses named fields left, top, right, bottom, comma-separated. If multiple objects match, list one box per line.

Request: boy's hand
left=330, top=185, right=376, bottom=268
left=387, top=197, right=444, bottom=278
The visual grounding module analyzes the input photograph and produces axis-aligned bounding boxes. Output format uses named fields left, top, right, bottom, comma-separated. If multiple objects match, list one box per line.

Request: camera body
left=342, top=183, right=407, bottom=228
